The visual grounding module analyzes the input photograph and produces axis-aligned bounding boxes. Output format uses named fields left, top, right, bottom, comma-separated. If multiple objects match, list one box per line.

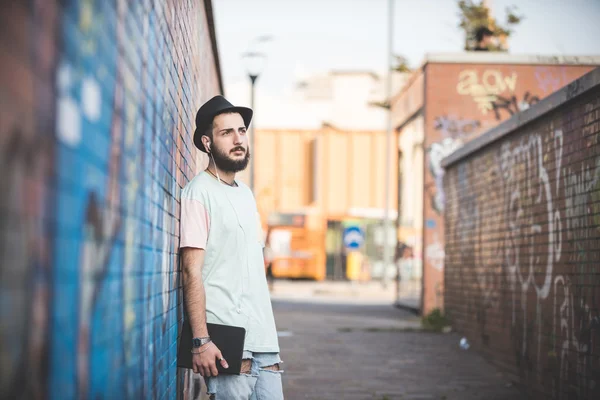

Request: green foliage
left=369, top=100, right=390, bottom=110
left=457, top=0, right=524, bottom=51
left=393, top=55, right=411, bottom=73
left=421, top=308, right=450, bottom=332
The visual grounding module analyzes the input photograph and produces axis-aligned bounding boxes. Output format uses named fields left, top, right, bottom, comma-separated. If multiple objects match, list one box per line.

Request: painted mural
left=0, top=1, right=219, bottom=399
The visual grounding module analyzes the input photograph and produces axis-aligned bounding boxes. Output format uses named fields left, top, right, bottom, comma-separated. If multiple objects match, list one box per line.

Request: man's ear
left=201, top=135, right=211, bottom=152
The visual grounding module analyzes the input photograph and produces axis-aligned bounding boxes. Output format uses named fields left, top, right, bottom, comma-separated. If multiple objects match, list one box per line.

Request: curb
left=394, top=301, right=421, bottom=316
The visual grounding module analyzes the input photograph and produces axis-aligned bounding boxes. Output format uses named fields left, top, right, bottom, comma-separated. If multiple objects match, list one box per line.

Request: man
left=473, top=26, right=494, bottom=51
left=179, top=96, right=283, bottom=399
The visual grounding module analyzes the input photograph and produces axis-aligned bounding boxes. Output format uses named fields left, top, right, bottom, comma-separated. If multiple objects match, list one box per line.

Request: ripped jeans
left=206, top=352, right=284, bottom=399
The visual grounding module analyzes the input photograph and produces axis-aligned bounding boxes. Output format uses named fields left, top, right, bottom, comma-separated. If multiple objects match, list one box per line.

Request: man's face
left=209, top=112, right=250, bottom=173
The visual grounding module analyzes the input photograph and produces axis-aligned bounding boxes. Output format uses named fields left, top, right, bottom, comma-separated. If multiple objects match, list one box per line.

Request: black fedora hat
left=193, top=95, right=253, bottom=152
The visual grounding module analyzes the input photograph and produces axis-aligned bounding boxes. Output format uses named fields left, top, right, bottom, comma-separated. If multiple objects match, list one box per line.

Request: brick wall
left=422, top=62, right=596, bottom=315
left=443, top=68, right=600, bottom=399
left=0, top=1, right=219, bottom=399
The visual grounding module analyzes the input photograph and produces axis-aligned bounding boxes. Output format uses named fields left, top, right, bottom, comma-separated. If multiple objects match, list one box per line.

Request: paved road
left=274, top=299, right=525, bottom=400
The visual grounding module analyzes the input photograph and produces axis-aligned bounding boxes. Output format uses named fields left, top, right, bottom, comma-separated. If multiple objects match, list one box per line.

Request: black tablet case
left=178, top=320, right=246, bottom=375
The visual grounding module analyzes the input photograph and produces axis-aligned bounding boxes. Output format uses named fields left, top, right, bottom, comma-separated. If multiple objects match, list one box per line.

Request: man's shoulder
left=181, top=171, right=213, bottom=200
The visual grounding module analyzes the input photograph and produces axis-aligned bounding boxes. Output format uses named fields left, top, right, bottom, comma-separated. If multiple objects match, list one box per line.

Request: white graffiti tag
left=502, top=129, right=563, bottom=368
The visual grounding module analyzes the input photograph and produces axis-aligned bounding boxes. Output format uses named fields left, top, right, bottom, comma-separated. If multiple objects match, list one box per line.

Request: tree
left=392, top=55, right=411, bottom=73
left=457, top=0, right=523, bottom=51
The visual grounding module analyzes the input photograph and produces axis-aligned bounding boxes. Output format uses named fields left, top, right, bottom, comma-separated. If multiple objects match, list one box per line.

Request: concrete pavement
left=186, top=280, right=523, bottom=399
left=273, top=285, right=525, bottom=400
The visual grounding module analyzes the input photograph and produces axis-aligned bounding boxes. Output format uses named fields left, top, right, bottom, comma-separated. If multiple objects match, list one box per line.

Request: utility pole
left=382, top=0, right=394, bottom=288
left=249, top=74, right=258, bottom=192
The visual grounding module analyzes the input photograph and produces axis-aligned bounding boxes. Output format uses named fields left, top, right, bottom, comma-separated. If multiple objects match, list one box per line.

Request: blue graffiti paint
left=47, top=1, right=217, bottom=398
left=51, top=0, right=121, bottom=399
left=426, top=219, right=437, bottom=229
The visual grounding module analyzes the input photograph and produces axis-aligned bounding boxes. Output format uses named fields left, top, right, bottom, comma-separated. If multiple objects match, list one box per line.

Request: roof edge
left=421, top=52, right=600, bottom=66
left=204, top=0, right=225, bottom=95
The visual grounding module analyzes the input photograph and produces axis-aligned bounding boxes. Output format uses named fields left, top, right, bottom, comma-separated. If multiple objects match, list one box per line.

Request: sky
left=212, top=0, right=600, bottom=120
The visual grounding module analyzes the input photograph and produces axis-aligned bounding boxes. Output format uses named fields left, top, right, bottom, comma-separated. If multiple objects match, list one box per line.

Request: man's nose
left=233, top=131, right=243, bottom=144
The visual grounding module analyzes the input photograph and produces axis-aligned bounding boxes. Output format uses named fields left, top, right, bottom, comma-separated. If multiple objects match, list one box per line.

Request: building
left=241, top=70, right=409, bottom=280
left=391, top=53, right=600, bottom=315
left=254, top=124, right=398, bottom=280
left=442, top=67, right=600, bottom=400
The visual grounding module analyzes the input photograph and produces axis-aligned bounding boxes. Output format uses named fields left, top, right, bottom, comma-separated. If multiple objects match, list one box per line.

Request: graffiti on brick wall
left=428, top=116, right=480, bottom=214
left=51, top=0, right=124, bottom=397
left=2, top=0, right=260, bottom=396
left=457, top=69, right=518, bottom=115
left=491, top=92, right=540, bottom=121
left=535, top=67, right=570, bottom=95
left=451, top=155, right=505, bottom=312
left=501, top=129, right=564, bottom=364
left=446, top=96, right=600, bottom=399
left=563, top=158, right=600, bottom=250
left=0, top=2, right=56, bottom=399
left=501, top=128, right=599, bottom=398
left=553, top=275, right=600, bottom=400
left=0, top=130, right=53, bottom=400
left=425, top=239, right=445, bottom=272
left=0, top=1, right=214, bottom=399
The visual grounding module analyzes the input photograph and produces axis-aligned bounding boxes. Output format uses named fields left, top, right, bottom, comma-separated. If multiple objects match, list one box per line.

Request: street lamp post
left=248, top=72, right=259, bottom=192
left=242, top=37, right=271, bottom=192
left=383, top=0, right=395, bottom=289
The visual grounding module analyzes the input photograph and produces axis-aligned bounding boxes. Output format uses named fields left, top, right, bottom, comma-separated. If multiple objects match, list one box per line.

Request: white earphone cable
left=209, top=151, right=221, bottom=184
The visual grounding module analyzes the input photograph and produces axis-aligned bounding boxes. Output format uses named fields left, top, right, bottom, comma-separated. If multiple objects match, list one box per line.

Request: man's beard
left=211, top=144, right=250, bottom=173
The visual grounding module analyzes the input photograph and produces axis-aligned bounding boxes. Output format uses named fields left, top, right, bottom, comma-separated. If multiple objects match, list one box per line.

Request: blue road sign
left=343, top=226, right=364, bottom=250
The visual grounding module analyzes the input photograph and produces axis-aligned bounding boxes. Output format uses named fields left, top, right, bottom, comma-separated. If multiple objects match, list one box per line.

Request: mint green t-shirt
left=180, top=171, right=279, bottom=353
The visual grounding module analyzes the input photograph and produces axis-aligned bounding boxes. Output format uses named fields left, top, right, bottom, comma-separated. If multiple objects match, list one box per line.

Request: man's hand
left=193, top=343, right=229, bottom=377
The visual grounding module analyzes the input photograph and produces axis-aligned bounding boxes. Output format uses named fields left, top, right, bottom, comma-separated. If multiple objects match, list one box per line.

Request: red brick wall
left=444, top=70, right=600, bottom=399
left=422, top=63, right=596, bottom=314
left=0, top=1, right=219, bottom=399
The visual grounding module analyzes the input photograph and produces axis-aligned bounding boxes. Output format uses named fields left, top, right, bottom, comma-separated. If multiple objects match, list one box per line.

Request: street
left=273, top=290, right=526, bottom=400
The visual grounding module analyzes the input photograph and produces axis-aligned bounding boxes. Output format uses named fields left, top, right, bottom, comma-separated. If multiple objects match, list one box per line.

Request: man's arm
left=181, top=246, right=228, bottom=376
left=181, top=247, right=208, bottom=338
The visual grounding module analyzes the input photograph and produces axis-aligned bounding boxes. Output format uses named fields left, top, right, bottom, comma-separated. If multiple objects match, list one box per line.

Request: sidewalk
left=270, top=279, right=421, bottom=312
left=185, top=280, right=522, bottom=399
left=186, top=279, right=422, bottom=400
left=274, top=299, right=525, bottom=400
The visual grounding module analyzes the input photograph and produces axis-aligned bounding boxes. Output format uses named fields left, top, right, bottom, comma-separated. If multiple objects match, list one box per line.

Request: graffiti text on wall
left=491, top=92, right=540, bottom=121
left=0, top=1, right=217, bottom=399
left=535, top=66, right=569, bottom=95
left=445, top=95, right=600, bottom=399
left=456, top=69, right=518, bottom=115
left=428, top=116, right=481, bottom=214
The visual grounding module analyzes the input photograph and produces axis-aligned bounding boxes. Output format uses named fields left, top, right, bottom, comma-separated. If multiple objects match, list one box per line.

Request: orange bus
left=264, top=212, right=326, bottom=281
